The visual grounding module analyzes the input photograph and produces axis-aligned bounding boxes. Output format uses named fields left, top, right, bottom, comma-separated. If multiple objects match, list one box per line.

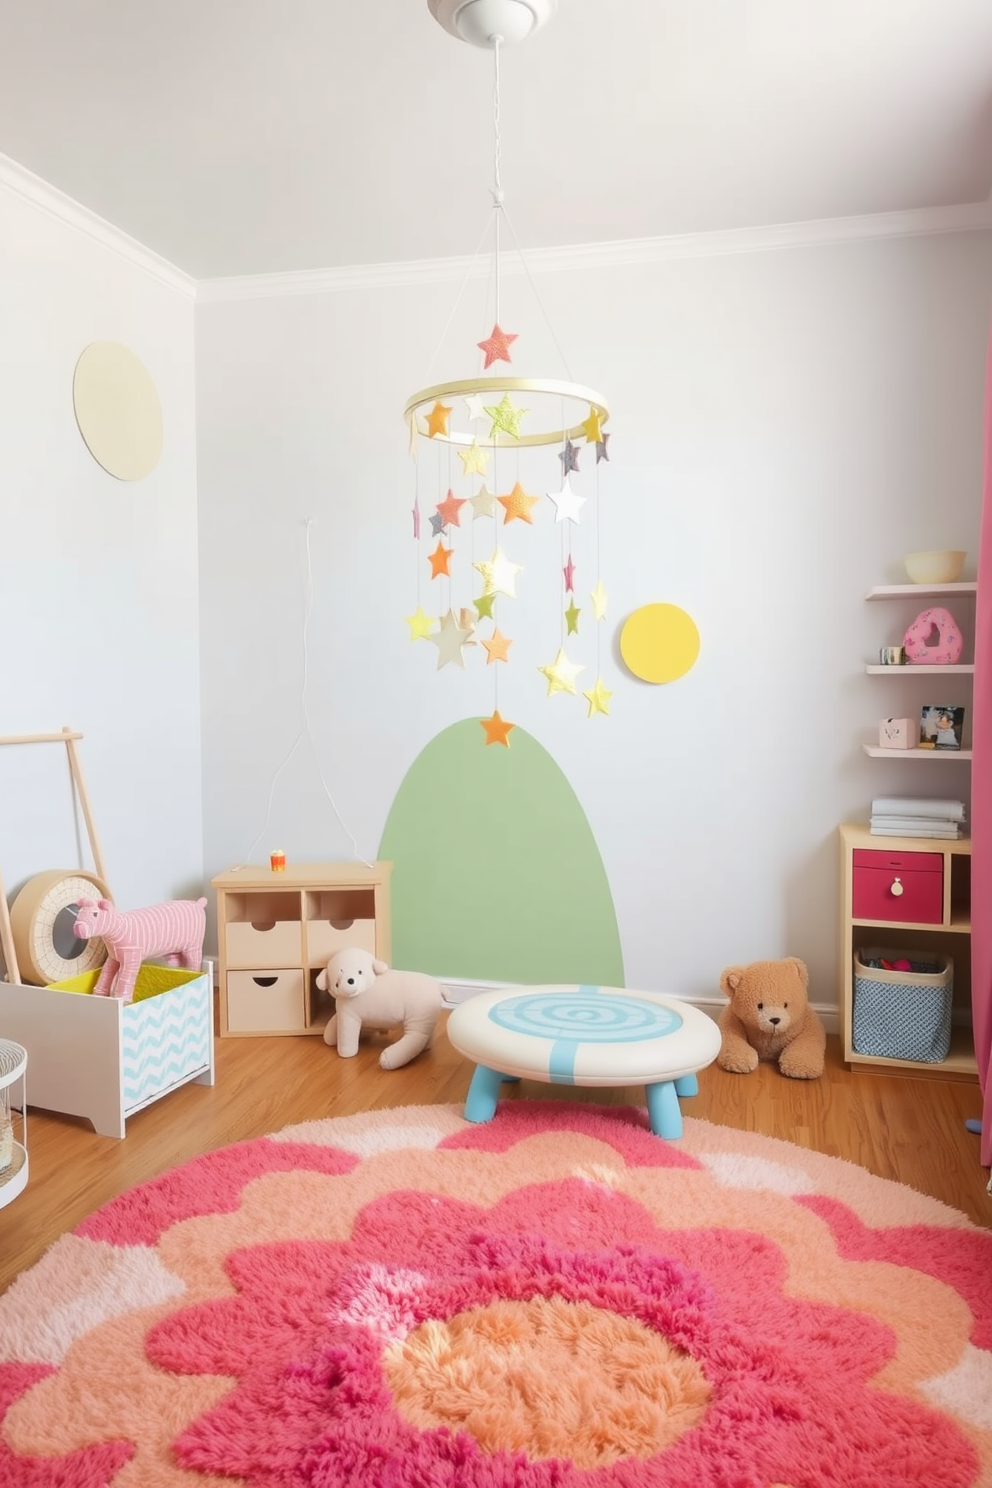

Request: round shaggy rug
left=1, top=1101, right=991, bottom=1487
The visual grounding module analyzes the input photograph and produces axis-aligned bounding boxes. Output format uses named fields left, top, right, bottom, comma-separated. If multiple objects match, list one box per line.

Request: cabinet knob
left=890, top=877, right=904, bottom=897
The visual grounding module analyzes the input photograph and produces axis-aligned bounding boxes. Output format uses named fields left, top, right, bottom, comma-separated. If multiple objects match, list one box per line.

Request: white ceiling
left=1, top=0, right=991, bottom=282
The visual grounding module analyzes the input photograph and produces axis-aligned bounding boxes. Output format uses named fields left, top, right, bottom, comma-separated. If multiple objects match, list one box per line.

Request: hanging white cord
left=242, top=519, right=372, bottom=869
left=492, top=35, right=503, bottom=326
left=501, top=203, right=576, bottom=382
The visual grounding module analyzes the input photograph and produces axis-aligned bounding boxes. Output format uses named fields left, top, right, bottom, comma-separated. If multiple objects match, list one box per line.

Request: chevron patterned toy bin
left=852, top=947, right=953, bottom=1063
left=0, top=965, right=214, bottom=1138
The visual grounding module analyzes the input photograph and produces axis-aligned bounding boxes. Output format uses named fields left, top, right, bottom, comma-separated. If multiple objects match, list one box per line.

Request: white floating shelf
left=863, top=744, right=972, bottom=760
left=865, top=663, right=974, bottom=675
left=866, top=582, right=976, bottom=600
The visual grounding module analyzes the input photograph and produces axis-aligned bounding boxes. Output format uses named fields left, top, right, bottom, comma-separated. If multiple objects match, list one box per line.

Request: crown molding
left=197, top=199, right=992, bottom=303
left=0, top=151, right=196, bottom=301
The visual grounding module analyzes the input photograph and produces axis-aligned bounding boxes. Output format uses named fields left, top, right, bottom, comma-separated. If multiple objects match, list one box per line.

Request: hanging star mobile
left=404, top=2, right=615, bottom=737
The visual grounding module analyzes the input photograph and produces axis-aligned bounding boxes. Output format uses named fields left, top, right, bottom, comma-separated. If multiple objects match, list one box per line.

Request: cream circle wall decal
left=9, top=869, right=112, bottom=985
left=72, top=341, right=163, bottom=481
left=620, top=603, right=700, bottom=684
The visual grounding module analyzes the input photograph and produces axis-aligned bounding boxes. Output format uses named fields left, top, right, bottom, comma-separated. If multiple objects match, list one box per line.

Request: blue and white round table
left=446, top=985, right=722, bottom=1139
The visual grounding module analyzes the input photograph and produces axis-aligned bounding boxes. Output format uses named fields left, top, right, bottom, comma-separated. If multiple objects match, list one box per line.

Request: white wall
left=196, top=228, right=992, bottom=1010
left=0, top=172, right=203, bottom=932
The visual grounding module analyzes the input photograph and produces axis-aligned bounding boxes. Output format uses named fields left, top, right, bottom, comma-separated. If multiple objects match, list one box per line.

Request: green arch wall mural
left=379, top=719, right=623, bottom=985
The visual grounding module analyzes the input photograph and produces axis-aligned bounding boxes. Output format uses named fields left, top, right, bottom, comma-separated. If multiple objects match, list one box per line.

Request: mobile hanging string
left=491, top=34, right=503, bottom=326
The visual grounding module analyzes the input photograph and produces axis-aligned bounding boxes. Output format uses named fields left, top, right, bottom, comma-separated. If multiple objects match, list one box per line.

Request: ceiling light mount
left=427, top=0, right=556, bottom=48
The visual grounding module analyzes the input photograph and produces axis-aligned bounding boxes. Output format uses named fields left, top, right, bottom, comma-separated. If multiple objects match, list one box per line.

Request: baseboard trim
left=439, top=978, right=840, bottom=1037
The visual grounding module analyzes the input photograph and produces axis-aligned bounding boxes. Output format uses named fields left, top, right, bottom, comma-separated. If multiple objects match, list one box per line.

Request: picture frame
left=919, top=705, right=965, bottom=751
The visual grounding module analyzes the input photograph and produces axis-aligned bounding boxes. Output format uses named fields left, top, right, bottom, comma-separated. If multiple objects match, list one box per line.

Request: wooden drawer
left=852, top=849, right=943, bottom=925
left=306, top=916, right=377, bottom=966
left=226, top=918, right=302, bottom=968
left=226, top=969, right=305, bottom=1032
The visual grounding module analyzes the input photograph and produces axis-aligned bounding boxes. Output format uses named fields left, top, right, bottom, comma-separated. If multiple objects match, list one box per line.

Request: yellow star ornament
left=425, top=400, right=453, bottom=439
left=590, top=579, right=609, bottom=620
left=581, top=405, right=604, bottom=444
left=538, top=647, right=584, bottom=697
left=458, top=440, right=490, bottom=477
left=473, top=548, right=522, bottom=598
left=583, top=678, right=613, bottom=717
left=480, top=710, right=516, bottom=747
left=484, top=394, right=527, bottom=441
left=405, top=606, right=434, bottom=641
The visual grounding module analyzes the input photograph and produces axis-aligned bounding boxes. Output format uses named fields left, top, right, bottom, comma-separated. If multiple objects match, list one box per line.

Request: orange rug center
left=383, top=1294, right=711, bottom=1467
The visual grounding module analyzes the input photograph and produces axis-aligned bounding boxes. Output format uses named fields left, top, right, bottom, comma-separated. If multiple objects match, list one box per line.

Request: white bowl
left=903, top=550, right=966, bottom=584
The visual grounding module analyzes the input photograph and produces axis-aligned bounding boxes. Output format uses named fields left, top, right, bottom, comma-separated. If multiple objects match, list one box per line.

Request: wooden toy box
left=0, top=965, right=214, bottom=1138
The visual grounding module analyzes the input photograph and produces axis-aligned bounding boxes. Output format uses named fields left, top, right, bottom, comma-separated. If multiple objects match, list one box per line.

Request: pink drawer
left=852, top=849, right=943, bottom=924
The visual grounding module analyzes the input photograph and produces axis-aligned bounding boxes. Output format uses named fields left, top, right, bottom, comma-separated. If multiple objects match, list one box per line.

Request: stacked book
left=870, top=796, right=966, bottom=840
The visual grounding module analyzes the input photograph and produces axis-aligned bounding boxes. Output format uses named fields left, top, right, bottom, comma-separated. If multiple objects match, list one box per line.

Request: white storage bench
left=0, top=965, right=214, bottom=1138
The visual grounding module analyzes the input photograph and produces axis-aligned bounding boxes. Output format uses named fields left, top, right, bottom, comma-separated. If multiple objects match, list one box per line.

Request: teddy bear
left=717, top=957, right=825, bottom=1079
left=316, top=946, right=445, bottom=1069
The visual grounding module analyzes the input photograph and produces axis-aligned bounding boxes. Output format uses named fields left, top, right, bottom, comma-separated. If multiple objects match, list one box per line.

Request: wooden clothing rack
left=0, top=727, right=107, bottom=985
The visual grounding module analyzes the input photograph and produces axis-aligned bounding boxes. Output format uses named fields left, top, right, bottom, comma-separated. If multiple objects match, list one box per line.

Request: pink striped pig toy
left=73, top=896, right=208, bottom=1003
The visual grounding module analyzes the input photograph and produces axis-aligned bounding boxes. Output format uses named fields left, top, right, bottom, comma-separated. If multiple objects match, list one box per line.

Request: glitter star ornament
left=428, top=540, right=453, bottom=579
left=482, top=627, right=512, bottom=664
left=474, top=548, right=522, bottom=598
left=590, top=579, right=608, bottom=619
left=539, top=647, right=584, bottom=697
left=547, top=478, right=586, bottom=525
left=426, top=400, right=453, bottom=438
left=480, top=710, right=515, bottom=747
left=558, top=439, right=580, bottom=475
left=458, top=440, right=490, bottom=477
left=581, top=405, right=604, bottom=444
left=498, top=481, right=540, bottom=525
left=564, top=599, right=581, bottom=635
left=470, top=485, right=496, bottom=520
left=430, top=608, right=474, bottom=669
left=477, top=323, right=518, bottom=369
left=583, top=678, right=613, bottom=716
left=436, top=489, right=467, bottom=527
left=485, top=394, right=526, bottom=441
left=405, top=606, right=434, bottom=641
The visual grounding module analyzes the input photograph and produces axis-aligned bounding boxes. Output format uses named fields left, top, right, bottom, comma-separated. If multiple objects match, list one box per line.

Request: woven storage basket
left=853, top=947, right=953, bottom=1062
left=0, top=1039, right=21, bottom=1172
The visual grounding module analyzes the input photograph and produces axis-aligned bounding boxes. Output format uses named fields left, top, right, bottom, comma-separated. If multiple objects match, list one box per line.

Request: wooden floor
left=2, top=1013, right=989, bottom=1295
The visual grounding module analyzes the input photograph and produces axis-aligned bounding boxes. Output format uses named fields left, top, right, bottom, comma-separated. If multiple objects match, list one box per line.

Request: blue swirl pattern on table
left=488, top=987, right=683, bottom=1085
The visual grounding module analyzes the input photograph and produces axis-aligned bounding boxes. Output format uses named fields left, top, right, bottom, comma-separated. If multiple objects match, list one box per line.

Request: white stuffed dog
left=316, top=946, right=445, bottom=1069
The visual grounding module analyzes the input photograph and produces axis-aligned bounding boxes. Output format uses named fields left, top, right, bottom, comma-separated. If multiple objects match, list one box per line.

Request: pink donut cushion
left=902, top=606, right=963, bottom=665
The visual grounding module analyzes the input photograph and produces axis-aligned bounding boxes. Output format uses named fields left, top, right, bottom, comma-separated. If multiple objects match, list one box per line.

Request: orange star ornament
left=497, top=481, right=540, bottom=524
left=480, top=710, right=516, bottom=746
left=482, top=628, right=512, bottom=664
left=477, top=323, right=518, bottom=369
left=436, top=489, right=467, bottom=527
left=425, top=400, right=453, bottom=438
left=428, top=540, right=453, bottom=579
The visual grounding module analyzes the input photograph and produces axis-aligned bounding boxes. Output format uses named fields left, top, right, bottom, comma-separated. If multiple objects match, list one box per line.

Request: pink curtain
left=972, top=326, right=992, bottom=1169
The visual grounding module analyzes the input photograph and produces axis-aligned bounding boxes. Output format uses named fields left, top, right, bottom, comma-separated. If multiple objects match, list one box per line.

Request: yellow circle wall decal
left=73, top=341, right=163, bottom=481
left=620, top=603, right=700, bottom=684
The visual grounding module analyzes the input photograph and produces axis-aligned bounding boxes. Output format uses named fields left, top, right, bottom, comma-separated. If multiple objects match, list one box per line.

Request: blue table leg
left=464, top=1064, right=511, bottom=1123
left=674, top=1073, right=698, bottom=1098
left=645, top=1079, right=683, bottom=1139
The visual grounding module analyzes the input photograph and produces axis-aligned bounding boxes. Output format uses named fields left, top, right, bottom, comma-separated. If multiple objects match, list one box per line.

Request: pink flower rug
left=1, top=1101, right=991, bottom=1487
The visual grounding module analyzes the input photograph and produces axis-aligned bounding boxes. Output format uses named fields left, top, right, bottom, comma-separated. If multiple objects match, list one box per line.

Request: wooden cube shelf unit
left=212, top=862, right=391, bottom=1037
left=838, top=824, right=974, bottom=1079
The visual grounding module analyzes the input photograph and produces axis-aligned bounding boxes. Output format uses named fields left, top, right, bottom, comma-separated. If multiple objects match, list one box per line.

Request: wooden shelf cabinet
left=212, top=862, right=392, bottom=1037
left=838, top=824, right=975, bottom=1079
